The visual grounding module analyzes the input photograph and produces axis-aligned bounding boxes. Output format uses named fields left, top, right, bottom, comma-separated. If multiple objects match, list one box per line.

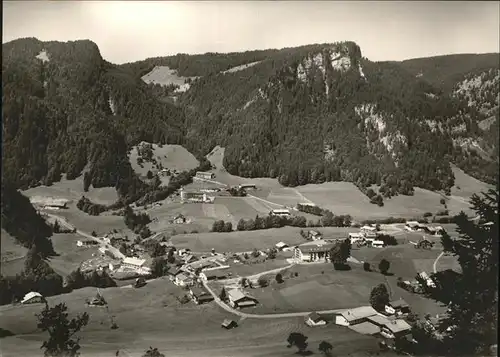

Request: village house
left=335, top=306, right=378, bottom=326
left=305, top=312, right=327, bottom=327
left=195, top=171, right=216, bottom=180
left=221, top=319, right=238, bottom=329
left=177, top=248, right=191, bottom=257
left=166, top=266, right=183, bottom=281
left=227, top=289, right=258, bottom=309
left=385, top=299, right=411, bottom=316
left=77, top=240, right=98, bottom=247
left=365, top=315, right=412, bottom=339
left=238, top=183, right=257, bottom=190
left=361, top=225, right=377, bottom=238
left=189, top=286, right=214, bottom=305
left=172, top=214, right=187, bottom=224
left=200, top=269, right=228, bottom=281
left=381, top=319, right=412, bottom=339
left=182, top=254, right=197, bottom=264
left=30, top=197, right=69, bottom=210
left=174, top=273, right=195, bottom=287
left=405, top=221, right=427, bottom=232
left=293, top=241, right=337, bottom=262
left=348, top=232, right=365, bottom=243
left=270, top=208, right=291, bottom=217
left=122, top=257, right=151, bottom=275
left=308, top=230, right=323, bottom=240
left=275, top=242, right=289, bottom=251
left=21, top=292, right=44, bottom=304
left=372, top=240, right=385, bottom=248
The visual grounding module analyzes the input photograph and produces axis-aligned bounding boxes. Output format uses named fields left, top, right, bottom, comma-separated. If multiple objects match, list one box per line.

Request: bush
left=363, top=262, right=371, bottom=271
left=439, top=198, right=446, bottom=205
left=377, top=234, right=398, bottom=246
left=275, top=273, right=284, bottom=284
left=436, top=209, right=449, bottom=216
left=423, top=212, right=433, bottom=217
left=379, top=259, right=390, bottom=275
left=257, top=276, right=268, bottom=287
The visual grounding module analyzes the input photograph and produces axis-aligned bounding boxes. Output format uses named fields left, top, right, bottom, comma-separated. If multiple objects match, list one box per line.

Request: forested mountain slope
left=176, top=42, right=498, bottom=198
left=3, top=38, right=498, bottom=209
left=2, top=38, right=186, bottom=202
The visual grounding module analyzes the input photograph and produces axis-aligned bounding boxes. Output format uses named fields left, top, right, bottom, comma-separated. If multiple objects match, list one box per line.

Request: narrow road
left=44, top=212, right=126, bottom=260
left=246, top=194, right=286, bottom=208
left=201, top=279, right=346, bottom=319
left=223, top=263, right=296, bottom=285
left=433, top=251, right=445, bottom=274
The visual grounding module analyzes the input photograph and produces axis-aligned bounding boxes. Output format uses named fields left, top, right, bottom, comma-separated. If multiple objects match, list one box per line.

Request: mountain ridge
left=2, top=37, right=498, bottom=210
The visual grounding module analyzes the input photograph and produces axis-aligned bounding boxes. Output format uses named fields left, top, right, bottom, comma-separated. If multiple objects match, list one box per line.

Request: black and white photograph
left=1, top=1, right=499, bottom=356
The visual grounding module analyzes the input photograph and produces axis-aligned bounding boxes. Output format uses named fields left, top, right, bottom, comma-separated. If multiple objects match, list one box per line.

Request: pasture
left=47, top=233, right=99, bottom=277
left=140, top=65, right=197, bottom=91
left=0, top=278, right=385, bottom=357
left=247, top=263, right=386, bottom=314
left=22, top=174, right=118, bottom=206
left=170, top=227, right=306, bottom=252
left=206, top=146, right=491, bottom=221
left=1, top=229, right=27, bottom=264
left=129, top=142, right=199, bottom=178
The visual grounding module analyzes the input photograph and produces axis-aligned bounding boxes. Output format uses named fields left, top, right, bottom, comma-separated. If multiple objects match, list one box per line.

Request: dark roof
left=307, top=312, right=324, bottom=322
left=390, top=299, right=409, bottom=309
left=203, top=270, right=227, bottom=278
left=222, top=319, right=237, bottom=327
left=167, top=267, right=182, bottom=276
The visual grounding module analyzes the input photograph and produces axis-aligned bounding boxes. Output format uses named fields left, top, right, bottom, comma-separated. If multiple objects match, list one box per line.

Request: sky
left=2, top=1, right=499, bottom=64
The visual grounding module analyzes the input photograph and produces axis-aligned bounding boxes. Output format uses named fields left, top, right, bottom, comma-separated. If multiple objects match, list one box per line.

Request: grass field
left=1, top=229, right=27, bottom=263
left=22, top=174, right=118, bottom=206
left=170, top=227, right=306, bottom=252
left=205, top=146, right=492, bottom=221
left=141, top=66, right=197, bottom=92
left=47, top=233, right=99, bottom=277
left=129, top=142, right=199, bottom=178
left=0, top=278, right=388, bottom=357
left=245, top=263, right=386, bottom=314
left=53, top=205, right=133, bottom=237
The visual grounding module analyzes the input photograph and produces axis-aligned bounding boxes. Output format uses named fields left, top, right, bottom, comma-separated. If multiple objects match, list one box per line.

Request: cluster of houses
left=304, top=300, right=413, bottom=341
left=405, top=221, right=445, bottom=236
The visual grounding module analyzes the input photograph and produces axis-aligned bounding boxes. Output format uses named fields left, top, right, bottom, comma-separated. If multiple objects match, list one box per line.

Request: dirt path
left=433, top=251, right=445, bottom=274
left=223, top=263, right=296, bottom=285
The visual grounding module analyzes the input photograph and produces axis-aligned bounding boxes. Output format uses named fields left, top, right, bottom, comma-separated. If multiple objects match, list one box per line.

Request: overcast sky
left=3, top=1, right=499, bottom=64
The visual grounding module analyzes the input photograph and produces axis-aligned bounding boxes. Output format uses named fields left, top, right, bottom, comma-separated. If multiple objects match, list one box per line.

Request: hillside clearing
left=129, top=142, right=199, bottom=179
left=0, top=279, right=384, bottom=357
left=21, top=174, right=118, bottom=206
left=140, top=65, right=197, bottom=90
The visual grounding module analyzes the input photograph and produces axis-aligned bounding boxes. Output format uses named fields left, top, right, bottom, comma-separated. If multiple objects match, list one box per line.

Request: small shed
left=305, top=312, right=327, bottom=327
left=221, top=319, right=238, bottom=329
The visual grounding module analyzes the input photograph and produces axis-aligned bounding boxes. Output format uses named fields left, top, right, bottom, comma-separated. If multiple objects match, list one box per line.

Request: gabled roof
left=297, top=241, right=337, bottom=253
left=123, top=257, right=146, bottom=267
left=203, top=269, right=227, bottom=279
left=167, top=266, right=182, bottom=276
left=307, top=312, right=324, bottom=322
left=190, top=286, right=210, bottom=298
left=222, top=319, right=236, bottom=327
left=176, top=273, right=193, bottom=281
left=339, top=306, right=378, bottom=322
left=389, top=298, right=409, bottom=309
left=22, top=292, right=42, bottom=302
left=227, top=289, right=256, bottom=302
left=383, top=319, right=412, bottom=333
left=275, top=241, right=288, bottom=248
